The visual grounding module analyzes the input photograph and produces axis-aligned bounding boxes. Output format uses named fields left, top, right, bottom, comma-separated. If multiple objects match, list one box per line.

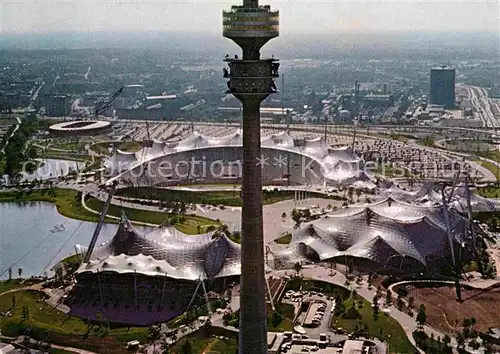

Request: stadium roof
left=75, top=213, right=241, bottom=280
left=104, top=129, right=375, bottom=187
left=273, top=197, right=473, bottom=269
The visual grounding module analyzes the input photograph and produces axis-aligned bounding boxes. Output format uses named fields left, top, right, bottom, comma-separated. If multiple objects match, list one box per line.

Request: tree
left=470, top=317, right=476, bottom=327
left=408, top=296, right=414, bottom=309
left=456, top=332, right=465, bottom=350
left=281, top=212, right=286, bottom=219
left=385, top=291, right=392, bottom=306
left=181, top=340, right=193, bottom=354
left=293, top=262, right=303, bottom=276
left=291, top=208, right=301, bottom=226
left=270, top=310, right=284, bottom=328
left=396, top=295, right=404, bottom=311
left=17, top=268, right=22, bottom=279
left=443, top=334, right=451, bottom=348
left=8, top=267, right=12, bottom=281
left=416, top=304, right=427, bottom=329
left=347, top=187, right=354, bottom=200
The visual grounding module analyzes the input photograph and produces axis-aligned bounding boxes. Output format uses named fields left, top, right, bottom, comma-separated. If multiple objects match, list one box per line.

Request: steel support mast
left=223, top=1, right=279, bottom=353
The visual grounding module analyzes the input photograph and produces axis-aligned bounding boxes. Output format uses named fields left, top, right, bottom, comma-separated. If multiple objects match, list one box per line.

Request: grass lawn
left=330, top=294, right=415, bottom=354
left=267, top=303, right=295, bottom=332
left=0, top=189, right=218, bottom=233
left=0, top=188, right=114, bottom=223
left=0, top=280, right=28, bottom=294
left=40, top=150, right=92, bottom=162
left=83, top=156, right=103, bottom=172
left=116, top=187, right=344, bottom=207
left=223, top=302, right=295, bottom=332
left=0, top=118, right=17, bottom=126
left=209, top=337, right=238, bottom=353
left=49, top=141, right=87, bottom=152
left=477, top=186, right=500, bottom=198
left=168, top=330, right=213, bottom=353
left=92, top=141, right=142, bottom=155
left=0, top=290, right=148, bottom=354
left=85, top=196, right=219, bottom=233
left=50, top=349, right=79, bottom=354
left=274, top=233, right=292, bottom=245
left=476, top=160, right=500, bottom=180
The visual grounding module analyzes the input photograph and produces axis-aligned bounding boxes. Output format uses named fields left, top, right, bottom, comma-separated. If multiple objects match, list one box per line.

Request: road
left=464, top=85, right=500, bottom=129
left=0, top=116, right=21, bottom=154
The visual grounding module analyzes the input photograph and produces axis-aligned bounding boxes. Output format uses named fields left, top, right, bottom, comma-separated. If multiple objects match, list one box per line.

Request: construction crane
left=94, top=87, right=123, bottom=118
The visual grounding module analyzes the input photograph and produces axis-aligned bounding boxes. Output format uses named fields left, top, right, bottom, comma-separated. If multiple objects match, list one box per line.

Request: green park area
left=0, top=188, right=106, bottom=222
left=0, top=118, right=18, bottom=126
left=85, top=196, right=219, bottom=233
left=286, top=278, right=414, bottom=354
left=0, top=279, right=29, bottom=295
left=274, top=232, right=292, bottom=244
left=169, top=329, right=238, bottom=354
left=92, top=141, right=142, bottom=155
left=0, top=289, right=149, bottom=354
left=330, top=292, right=415, bottom=354
left=0, top=188, right=220, bottom=233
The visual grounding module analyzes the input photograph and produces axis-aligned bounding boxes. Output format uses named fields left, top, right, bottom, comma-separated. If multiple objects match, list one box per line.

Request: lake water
left=23, top=158, right=86, bottom=181
left=0, top=201, right=153, bottom=279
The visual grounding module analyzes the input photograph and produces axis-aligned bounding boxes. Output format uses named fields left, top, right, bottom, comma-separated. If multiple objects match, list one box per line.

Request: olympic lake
left=0, top=201, right=153, bottom=280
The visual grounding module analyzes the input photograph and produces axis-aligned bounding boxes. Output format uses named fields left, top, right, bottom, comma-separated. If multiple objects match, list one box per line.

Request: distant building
left=342, top=340, right=366, bottom=354
left=217, top=106, right=293, bottom=123
left=430, top=66, right=456, bottom=108
left=490, top=85, right=500, bottom=98
left=82, top=91, right=110, bottom=106
left=363, top=94, right=394, bottom=107
left=45, top=94, right=71, bottom=117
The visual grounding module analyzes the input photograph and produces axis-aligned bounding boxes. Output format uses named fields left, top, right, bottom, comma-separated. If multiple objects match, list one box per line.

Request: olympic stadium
left=103, top=129, right=375, bottom=188
left=49, top=120, right=112, bottom=136
left=66, top=214, right=241, bottom=326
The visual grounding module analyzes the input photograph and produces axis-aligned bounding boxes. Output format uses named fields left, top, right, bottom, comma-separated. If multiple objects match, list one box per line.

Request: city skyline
left=2, top=0, right=499, bottom=34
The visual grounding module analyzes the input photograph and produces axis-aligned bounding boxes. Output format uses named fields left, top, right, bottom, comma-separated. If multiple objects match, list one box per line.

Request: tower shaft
left=240, top=97, right=267, bottom=353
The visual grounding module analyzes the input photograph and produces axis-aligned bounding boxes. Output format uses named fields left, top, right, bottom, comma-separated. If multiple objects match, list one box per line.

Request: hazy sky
left=1, top=0, right=499, bottom=34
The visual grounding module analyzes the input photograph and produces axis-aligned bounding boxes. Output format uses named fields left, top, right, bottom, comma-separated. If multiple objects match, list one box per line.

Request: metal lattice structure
left=103, top=130, right=374, bottom=188
left=75, top=213, right=241, bottom=280
left=273, top=197, right=475, bottom=272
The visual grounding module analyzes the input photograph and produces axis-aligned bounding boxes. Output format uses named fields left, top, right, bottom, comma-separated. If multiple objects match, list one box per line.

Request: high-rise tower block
left=222, top=1, right=279, bottom=353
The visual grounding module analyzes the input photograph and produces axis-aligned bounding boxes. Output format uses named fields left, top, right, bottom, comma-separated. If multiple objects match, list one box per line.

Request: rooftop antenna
left=281, top=73, right=285, bottom=131
left=324, top=112, right=328, bottom=142
left=352, top=118, right=357, bottom=148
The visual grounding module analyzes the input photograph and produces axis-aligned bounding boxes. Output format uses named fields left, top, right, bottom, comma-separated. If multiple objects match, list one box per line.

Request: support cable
left=0, top=219, right=72, bottom=278
left=40, top=220, right=85, bottom=275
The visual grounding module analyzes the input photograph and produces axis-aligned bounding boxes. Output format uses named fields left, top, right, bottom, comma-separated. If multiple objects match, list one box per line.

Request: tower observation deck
left=222, top=0, right=280, bottom=353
